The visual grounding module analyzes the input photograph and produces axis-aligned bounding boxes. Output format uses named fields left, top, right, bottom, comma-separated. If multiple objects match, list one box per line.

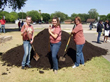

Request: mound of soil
left=2, top=29, right=107, bottom=69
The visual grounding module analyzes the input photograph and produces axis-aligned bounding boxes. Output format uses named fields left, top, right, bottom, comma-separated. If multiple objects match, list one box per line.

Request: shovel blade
left=59, top=57, right=66, bottom=61
left=33, top=53, right=40, bottom=61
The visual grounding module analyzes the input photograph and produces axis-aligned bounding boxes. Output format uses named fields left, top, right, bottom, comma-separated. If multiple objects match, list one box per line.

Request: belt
left=23, top=40, right=30, bottom=41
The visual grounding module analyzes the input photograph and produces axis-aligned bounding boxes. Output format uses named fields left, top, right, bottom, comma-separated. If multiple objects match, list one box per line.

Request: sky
left=5, top=0, right=110, bottom=16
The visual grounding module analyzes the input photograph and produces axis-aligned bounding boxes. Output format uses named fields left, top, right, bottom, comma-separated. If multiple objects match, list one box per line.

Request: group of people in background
left=21, top=16, right=85, bottom=74
left=97, top=20, right=110, bottom=44
left=18, top=20, right=24, bottom=31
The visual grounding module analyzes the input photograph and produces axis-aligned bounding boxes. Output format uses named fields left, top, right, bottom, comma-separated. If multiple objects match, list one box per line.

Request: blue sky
left=5, top=0, right=110, bottom=16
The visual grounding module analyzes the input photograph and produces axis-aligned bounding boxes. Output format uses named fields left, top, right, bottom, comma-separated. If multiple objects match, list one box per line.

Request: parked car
left=92, top=22, right=98, bottom=28
left=33, top=22, right=36, bottom=24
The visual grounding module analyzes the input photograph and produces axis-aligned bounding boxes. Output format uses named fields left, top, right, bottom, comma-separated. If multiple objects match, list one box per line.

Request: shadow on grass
left=1, top=28, right=20, bottom=33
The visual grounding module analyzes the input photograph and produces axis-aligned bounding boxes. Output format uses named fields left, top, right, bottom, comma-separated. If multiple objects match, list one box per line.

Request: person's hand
left=30, top=40, right=33, bottom=44
left=24, top=28, right=28, bottom=32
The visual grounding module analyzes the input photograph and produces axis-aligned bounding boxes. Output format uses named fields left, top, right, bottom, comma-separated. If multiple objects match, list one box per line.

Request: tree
left=88, top=9, right=99, bottom=19
left=50, top=11, right=68, bottom=22
left=0, top=0, right=27, bottom=11
left=99, top=15, right=107, bottom=21
left=18, top=12, right=27, bottom=19
left=71, top=13, right=89, bottom=22
left=26, top=10, right=41, bottom=21
left=107, top=13, right=110, bottom=21
left=41, top=13, right=50, bottom=22
left=0, top=11, right=10, bottom=22
left=71, top=13, right=78, bottom=21
left=9, top=12, right=18, bottom=22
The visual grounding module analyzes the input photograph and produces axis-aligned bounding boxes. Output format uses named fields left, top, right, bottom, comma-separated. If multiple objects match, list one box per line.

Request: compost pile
left=2, top=29, right=107, bottom=69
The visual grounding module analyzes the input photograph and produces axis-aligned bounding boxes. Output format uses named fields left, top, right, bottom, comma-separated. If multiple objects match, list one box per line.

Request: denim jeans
left=0, top=25, right=5, bottom=33
left=50, top=41, right=61, bottom=70
left=22, top=41, right=32, bottom=66
left=75, top=44, right=84, bottom=66
left=97, top=32, right=101, bottom=43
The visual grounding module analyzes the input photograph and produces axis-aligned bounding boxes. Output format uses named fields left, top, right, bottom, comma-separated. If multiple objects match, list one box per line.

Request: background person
left=48, top=17, right=61, bottom=74
left=0, top=17, right=6, bottom=33
left=97, top=20, right=103, bottom=44
left=71, top=16, right=85, bottom=68
left=18, top=20, right=21, bottom=31
left=89, top=22, right=93, bottom=30
left=21, top=20, right=24, bottom=27
left=104, top=20, right=110, bottom=43
left=21, top=16, right=34, bottom=69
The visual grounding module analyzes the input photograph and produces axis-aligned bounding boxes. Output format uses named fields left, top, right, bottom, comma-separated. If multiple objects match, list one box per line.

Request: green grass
left=1, top=56, right=110, bottom=82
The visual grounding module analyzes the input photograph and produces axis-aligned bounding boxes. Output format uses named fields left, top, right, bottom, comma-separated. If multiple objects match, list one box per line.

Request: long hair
left=52, top=17, right=60, bottom=27
left=74, top=16, right=81, bottom=24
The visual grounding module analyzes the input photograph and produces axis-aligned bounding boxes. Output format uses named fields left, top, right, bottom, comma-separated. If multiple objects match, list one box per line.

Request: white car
left=33, top=22, right=36, bottom=25
left=92, top=22, right=98, bottom=28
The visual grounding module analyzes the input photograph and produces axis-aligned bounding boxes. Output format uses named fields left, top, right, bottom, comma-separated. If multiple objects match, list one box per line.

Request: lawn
left=0, top=28, right=110, bottom=82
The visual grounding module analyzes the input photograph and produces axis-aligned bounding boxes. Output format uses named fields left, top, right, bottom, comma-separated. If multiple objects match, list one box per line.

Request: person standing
left=21, top=21, right=24, bottom=27
left=89, top=22, right=93, bottom=30
left=97, top=20, right=103, bottom=44
left=71, top=16, right=85, bottom=68
left=104, top=20, right=110, bottom=43
left=21, top=16, right=34, bottom=69
left=18, top=20, right=21, bottom=31
left=0, top=17, right=6, bottom=33
left=48, top=17, right=61, bottom=74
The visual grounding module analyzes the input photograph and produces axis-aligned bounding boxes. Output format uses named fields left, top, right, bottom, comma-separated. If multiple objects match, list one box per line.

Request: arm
left=48, top=28, right=58, bottom=39
left=21, top=25, right=27, bottom=36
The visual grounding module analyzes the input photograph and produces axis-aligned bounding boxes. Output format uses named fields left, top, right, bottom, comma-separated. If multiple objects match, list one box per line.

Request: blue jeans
left=50, top=41, right=61, bottom=70
left=0, top=25, right=5, bottom=33
left=22, top=41, right=32, bottom=66
left=75, top=44, right=84, bottom=66
left=97, top=32, right=101, bottom=43
left=90, top=26, right=92, bottom=30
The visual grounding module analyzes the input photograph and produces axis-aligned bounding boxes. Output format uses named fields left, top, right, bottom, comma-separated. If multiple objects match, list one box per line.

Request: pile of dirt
left=1, top=29, right=108, bottom=69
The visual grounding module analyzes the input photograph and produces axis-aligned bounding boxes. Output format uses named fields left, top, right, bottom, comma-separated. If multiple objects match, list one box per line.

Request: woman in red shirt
left=21, top=16, right=34, bottom=69
left=48, top=17, right=61, bottom=74
left=71, top=16, right=85, bottom=68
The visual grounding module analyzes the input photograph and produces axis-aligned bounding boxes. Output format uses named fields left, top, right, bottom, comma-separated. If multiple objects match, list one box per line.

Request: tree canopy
left=41, top=13, right=50, bottom=22
left=0, top=0, right=27, bottom=11
left=88, top=9, right=99, bottom=19
left=27, top=10, right=41, bottom=22
left=51, top=11, right=68, bottom=22
left=18, top=12, right=27, bottom=19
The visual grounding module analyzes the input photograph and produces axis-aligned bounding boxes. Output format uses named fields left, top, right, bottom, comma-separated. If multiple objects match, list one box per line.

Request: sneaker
left=21, top=66, right=25, bottom=69
left=54, top=70, right=57, bottom=74
left=72, top=65, right=76, bottom=68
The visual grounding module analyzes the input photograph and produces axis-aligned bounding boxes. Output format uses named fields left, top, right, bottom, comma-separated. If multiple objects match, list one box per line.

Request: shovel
left=59, top=25, right=76, bottom=62
left=59, top=33, right=72, bottom=61
left=32, top=45, right=40, bottom=61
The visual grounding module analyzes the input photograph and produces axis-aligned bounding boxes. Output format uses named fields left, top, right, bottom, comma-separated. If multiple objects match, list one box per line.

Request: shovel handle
left=64, top=34, right=72, bottom=52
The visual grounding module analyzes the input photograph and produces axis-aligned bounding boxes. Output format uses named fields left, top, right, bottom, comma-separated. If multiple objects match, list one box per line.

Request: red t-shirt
left=50, top=26, right=61, bottom=43
left=72, top=24, right=85, bottom=45
left=0, top=19, right=6, bottom=25
left=21, top=24, right=34, bottom=41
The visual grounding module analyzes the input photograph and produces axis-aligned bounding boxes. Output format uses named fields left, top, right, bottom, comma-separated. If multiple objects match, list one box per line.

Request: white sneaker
left=72, top=65, right=76, bottom=68
left=54, top=70, right=57, bottom=74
